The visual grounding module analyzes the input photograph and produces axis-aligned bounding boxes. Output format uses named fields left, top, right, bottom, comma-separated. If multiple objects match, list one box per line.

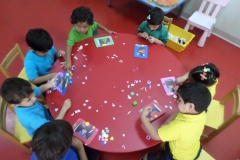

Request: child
left=138, top=7, right=168, bottom=45
left=176, top=63, right=220, bottom=98
left=24, top=28, right=65, bottom=85
left=0, top=77, right=71, bottom=137
left=31, top=120, right=99, bottom=160
left=65, top=6, right=116, bottom=69
left=140, top=82, right=211, bottom=160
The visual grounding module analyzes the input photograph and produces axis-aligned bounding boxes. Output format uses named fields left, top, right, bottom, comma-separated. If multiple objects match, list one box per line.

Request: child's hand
left=141, top=107, right=152, bottom=118
left=142, top=32, right=148, bottom=39
left=72, top=137, right=83, bottom=150
left=148, top=36, right=156, bottom=43
left=62, top=99, right=71, bottom=111
left=64, top=59, right=72, bottom=70
left=48, top=74, right=58, bottom=88
left=57, top=50, right=66, bottom=57
left=106, top=30, right=117, bottom=34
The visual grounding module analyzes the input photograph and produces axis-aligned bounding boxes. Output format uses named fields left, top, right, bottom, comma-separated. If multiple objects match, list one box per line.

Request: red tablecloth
left=47, top=33, right=185, bottom=153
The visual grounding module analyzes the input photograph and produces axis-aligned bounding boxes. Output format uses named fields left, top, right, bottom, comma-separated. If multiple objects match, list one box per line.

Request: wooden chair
left=0, top=43, right=46, bottom=104
left=162, top=16, right=173, bottom=32
left=197, top=149, right=215, bottom=160
left=0, top=96, right=32, bottom=153
left=184, top=0, right=231, bottom=47
left=203, top=86, right=240, bottom=141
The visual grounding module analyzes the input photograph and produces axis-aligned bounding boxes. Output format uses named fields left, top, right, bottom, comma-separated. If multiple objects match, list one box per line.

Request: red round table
left=47, top=33, right=185, bottom=153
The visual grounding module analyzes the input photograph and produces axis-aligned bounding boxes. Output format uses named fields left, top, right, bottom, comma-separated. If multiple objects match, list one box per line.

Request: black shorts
left=147, top=142, right=174, bottom=160
left=84, top=146, right=99, bottom=160
left=147, top=142, right=202, bottom=160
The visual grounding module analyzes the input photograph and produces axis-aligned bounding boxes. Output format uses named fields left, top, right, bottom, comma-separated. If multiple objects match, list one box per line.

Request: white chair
left=184, top=0, right=231, bottom=47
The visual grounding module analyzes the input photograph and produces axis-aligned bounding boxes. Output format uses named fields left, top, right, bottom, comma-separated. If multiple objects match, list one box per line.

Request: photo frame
left=73, top=118, right=99, bottom=145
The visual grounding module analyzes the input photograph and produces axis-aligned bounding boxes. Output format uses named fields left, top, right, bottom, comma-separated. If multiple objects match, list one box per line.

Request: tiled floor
left=0, top=0, right=240, bottom=159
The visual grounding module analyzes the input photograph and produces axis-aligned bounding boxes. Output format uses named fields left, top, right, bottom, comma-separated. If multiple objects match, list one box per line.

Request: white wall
left=180, top=0, right=240, bottom=47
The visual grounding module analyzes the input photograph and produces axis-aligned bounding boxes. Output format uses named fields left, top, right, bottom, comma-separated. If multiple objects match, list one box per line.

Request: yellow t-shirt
left=207, top=79, right=218, bottom=98
left=158, top=112, right=206, bottom=160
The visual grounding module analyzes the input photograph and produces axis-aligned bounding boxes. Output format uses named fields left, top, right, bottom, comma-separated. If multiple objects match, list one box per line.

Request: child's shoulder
left=140, top=20, right=148, bottom=25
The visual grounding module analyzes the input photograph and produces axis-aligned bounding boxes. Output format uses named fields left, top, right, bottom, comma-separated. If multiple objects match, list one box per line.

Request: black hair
left=26, top=28, right=53, bottom=52
left=147, top=7, right=164, bottom=25
left=0, top=78, right=33, bottom=104
left=189, top=63, right=220, bottom=87
left=177, top=82, right=211, bottom=113
left=71, top=6, right=94, bottom=25
left=32, top=120, right=73, bottom=160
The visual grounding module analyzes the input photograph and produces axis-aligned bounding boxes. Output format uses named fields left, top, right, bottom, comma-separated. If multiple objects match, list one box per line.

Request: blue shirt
left=14, top=88, right=53, bottom=136
left=24, top=46, right=57, bottom=81
left=31, top=147, right=79, bottom=160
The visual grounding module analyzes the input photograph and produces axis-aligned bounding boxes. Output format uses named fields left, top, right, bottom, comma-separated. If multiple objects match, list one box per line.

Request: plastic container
left=166, top=24, right=195, bottom=53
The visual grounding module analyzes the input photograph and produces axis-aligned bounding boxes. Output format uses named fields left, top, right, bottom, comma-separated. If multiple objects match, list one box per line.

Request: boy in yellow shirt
left=141, top=82, right=211, bottom=160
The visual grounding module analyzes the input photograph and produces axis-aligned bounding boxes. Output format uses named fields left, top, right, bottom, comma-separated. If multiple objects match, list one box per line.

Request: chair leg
left=207, top=29, right=212, bottom=37
left=205, top=115, right=239, bottom=142
left=198, top=31, right=208, bottom=47
left=184, top=23, right=190, bottom=31
left=189, top=25, right=194, bottom=30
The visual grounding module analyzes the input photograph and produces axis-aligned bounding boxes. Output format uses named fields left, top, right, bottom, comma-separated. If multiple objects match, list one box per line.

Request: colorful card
left=134, top=44, right=148, bottom=58
left=94, top=36, right=114, bottom=47
left=55, top=72, right=71, bottom=95
left=73, top=118, right=99, bottom=145
left=161, top=77, right=176, bottom=96
left=139, top=100, right=166, bottom=122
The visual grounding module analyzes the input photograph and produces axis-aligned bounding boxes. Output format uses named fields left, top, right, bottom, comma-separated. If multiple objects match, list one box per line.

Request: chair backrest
left=0, top=43, right=25, bottom=78
left=220, top=85, right=240, bottom=116
left=204, top=85, right=240, bottom=141
left=0, top=96, right=31, bottom=153
left=162, top=16, right=173, bottom=32
left=198, top=0, right=231, bottom=18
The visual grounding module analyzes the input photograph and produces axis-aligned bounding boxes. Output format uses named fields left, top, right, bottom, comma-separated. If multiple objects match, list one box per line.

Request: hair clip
left=201, top=63, right=209, bottom=66
left=203, top=67, right=211, bottom=72
left=147, top=15, right=151, bottom=20
left=200, top=72, right=207, bottom=80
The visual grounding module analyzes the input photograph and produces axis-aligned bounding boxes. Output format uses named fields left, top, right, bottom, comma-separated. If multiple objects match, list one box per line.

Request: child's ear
left=189, top=103, right=196, bottom=111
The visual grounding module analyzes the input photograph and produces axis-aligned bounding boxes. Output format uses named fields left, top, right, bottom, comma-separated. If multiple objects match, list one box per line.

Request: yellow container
left=166, top=24, right=195, bottom=53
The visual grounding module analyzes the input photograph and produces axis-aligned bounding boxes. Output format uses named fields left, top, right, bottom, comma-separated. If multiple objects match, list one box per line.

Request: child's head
left=32, top=120, right=73, bottom=160
left=71, top=6, right=94, bottom=34
left=189, top=63, right=220, bottom=87
left=177, top=82, right=211, bottom=114
left=26, top=28, right=53, bottom=55
left=147, top=7, right=164, bottom=30
left=0, top=78, right=36, bottom=107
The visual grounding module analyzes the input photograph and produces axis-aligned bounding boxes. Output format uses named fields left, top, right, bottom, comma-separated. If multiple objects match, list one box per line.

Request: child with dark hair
left=138, top=7, right=169, bottom=45
left=25, top=28, right=65, bottom=85
left=0, top=77, right=71, bottom=137
left=176, top=63, right=220, bottom=98
left=31, top=120, right=99, bottom=160
left=65, top=6, right=116, bottom=69
left=140, top=82, right=211, bottom=160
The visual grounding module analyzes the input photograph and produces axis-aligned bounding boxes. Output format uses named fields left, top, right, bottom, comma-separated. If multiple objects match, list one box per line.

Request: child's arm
left=39, top=75, right=57, bottom=93
left=97, top=22, right=117, bottom=34
left=161, top=111, right=179, bottom=127
left=56, top=99, right=71, bottom=119
left=176, top=72, right=189, bottom=84
left=140, top=107, right=161, bottom=141
left=148, top=36, right=165, bottom=45
left=55, top=50, right=66, bottom=58
left=138, top=32, right=148, bottom=39
left=72, top=137, right=88, bottom=160
left=64, top=45, right=73, bottom=69
left=33, top=73, right=58, bottom=85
